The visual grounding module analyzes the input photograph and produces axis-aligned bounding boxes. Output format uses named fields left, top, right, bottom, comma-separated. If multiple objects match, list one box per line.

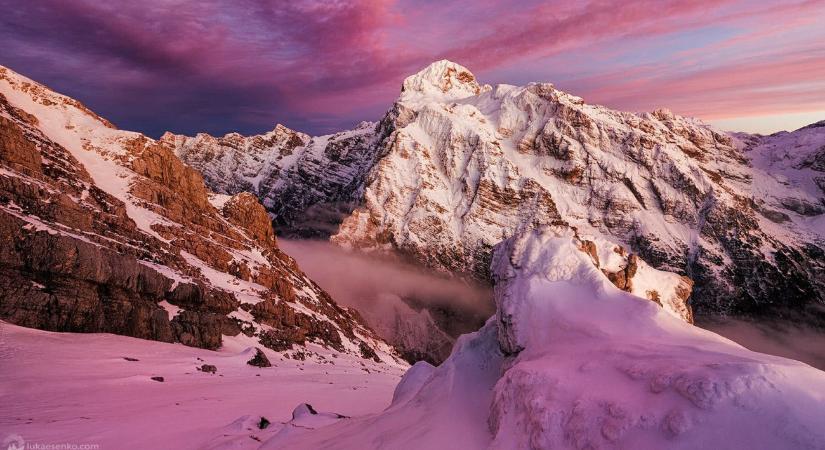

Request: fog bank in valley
left=699, top=310, right=825, bottom=371
left=279, top=239, right=494, bottom=364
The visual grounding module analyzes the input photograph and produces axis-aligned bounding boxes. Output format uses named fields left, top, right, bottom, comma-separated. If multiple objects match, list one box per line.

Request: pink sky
left=0, top=0, right=823, bottom=136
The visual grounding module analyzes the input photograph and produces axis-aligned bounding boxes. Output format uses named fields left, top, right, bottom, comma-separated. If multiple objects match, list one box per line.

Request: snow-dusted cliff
left=163, top=121, right=381, bottom=237
left=0, top=65, right=400, bottom=365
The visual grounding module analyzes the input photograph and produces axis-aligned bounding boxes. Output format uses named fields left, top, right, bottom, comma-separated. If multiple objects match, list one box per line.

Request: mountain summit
left=400, top=59, right=486, bottom=102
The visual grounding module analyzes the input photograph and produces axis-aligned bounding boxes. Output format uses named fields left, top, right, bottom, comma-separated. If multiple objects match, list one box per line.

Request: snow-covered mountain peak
left=0, top=65, right=117, bottom=131
left=799, top=119, right=825, bottom=131
left=400, top=59, right=486, bottom=103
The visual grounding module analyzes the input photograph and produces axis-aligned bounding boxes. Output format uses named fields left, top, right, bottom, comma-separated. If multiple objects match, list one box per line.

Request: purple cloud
left=1, top=0, right=823, bottom=136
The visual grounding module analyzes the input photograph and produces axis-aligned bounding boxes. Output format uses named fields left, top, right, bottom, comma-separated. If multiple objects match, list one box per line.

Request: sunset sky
left=1, top=0, right=823, bottom=137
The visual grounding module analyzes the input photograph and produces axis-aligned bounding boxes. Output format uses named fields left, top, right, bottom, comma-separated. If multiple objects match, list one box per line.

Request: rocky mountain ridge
left=163, top=120, right=381, bottom=238
left=170, top=60, right=825, bottom=321
left=0, top=65, right=399, bottom=364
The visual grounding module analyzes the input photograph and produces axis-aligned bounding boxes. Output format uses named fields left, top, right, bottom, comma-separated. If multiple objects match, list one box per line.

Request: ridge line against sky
left=1, top=0, right=823, bottom=137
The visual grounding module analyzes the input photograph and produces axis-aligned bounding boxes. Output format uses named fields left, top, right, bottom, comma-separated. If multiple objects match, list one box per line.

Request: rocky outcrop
left=247, top=348, right=272, bottom=367
left=0, top=65, right=398, bottom=363
left=221, top=192, right=277, bottom=248
left=251, top=300, right=344, bottom=352
left=604, top=254, right=638, bottom=292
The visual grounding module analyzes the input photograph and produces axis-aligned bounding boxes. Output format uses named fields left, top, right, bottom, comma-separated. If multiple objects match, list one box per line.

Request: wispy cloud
left=1, top=0, right=823, bottom=136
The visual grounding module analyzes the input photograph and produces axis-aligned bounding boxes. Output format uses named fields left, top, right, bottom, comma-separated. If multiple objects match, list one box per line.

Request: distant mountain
left=0, top=65, right=399, bottom=364
left=162, top=121, right=381, bottom=238
left=169, top=60, right=824, bottom=323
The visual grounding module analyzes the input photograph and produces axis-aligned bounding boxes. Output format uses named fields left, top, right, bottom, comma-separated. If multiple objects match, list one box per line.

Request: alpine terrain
left=1, top=58, right=824, bottom=450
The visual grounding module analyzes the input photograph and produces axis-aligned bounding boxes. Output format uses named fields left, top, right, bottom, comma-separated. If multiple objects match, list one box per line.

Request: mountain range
left=168, top=60, right=824, bottom=323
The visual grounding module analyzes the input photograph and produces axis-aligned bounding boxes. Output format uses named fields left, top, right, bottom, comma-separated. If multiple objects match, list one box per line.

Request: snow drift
left=270, top=225, right=825, bottom=449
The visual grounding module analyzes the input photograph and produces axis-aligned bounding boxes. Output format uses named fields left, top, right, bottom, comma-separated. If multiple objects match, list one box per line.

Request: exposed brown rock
left=674, top=276, right=695, bottom=323
left=197, top=364, right=217, bottom=373
left=253, top=300, right=344, bottom=352
left=221, top=192, right=277, bottom=248
left=0, top=114, right=41, bottom=173
left=646, top=290, right=662, bottom=306
left=359, top=341, right=381, bottom=363
left=0, top=72, right=391, bottom=361
left=604, top=254, right=638, bottom=292
left=247, top=348, right=272, bottom=367
left=129, top=138, right=212, bottom=212
left=579, top=240, right=600, bottom=267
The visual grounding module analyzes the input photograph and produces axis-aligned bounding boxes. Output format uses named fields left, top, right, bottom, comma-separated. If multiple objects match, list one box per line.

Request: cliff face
left=171, top=60, right=825, bottom=320
left=163, top=121, right=382, bottom=238
left=0, top=65, right=398, bottom=363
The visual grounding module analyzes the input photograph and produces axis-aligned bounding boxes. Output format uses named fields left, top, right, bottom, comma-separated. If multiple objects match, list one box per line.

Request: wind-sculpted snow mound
left=488, top=227, right=825, bottom=449
left=270, top=226, right=825, bottom=449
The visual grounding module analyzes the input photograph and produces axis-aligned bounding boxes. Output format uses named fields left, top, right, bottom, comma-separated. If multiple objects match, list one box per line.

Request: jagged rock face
left=164, top=60, right=824, bottom=319
left=162, top=124, right=309, bottom=196
left=332, top=61, right=824, bottom=317
left=220, top=192, right=278, bottom=248
left=164, top=121, right=383, bottom=238
left=0, top=66, right=398, bottom=363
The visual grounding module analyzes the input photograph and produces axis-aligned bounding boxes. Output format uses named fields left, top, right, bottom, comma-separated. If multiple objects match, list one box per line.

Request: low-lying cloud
left=279, top=239, right=494, bottom=363
left=699, top=312, right=825, bottom=371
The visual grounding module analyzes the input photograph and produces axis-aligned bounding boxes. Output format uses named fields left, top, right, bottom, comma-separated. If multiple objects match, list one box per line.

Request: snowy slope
left=0, top=321, right=404, bottom=450
left=735, top=122, right=825, bottom=236
left=269, top=225, right=825, bottom=449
